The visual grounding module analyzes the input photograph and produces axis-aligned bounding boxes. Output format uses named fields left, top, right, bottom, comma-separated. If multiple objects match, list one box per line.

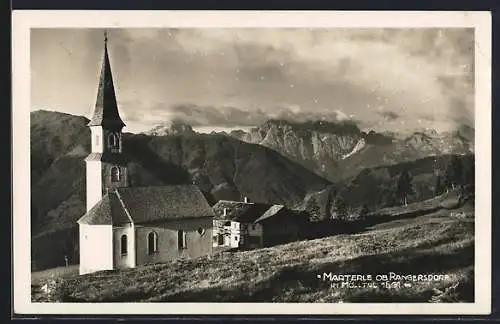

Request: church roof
left=88, top=38, right=126, bottom=130
left=84, top=152, right=129, bottom=165
left=78, top=185, right=215, bottom=226
left=77, top=192, right=131, bottom=226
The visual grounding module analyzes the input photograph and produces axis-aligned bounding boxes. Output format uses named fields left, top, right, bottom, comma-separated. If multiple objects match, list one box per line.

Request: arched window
left=108, top=133, right=121, bottom=153
left=197, top=227, right=205, bottom=236
left=111, top=166, right=120, bottom=182
left=108, top=133, right=118, bottom=147
left=148, top=231, right=158, bottom=255
left=178, top=230, right=186, bottom=250
left=120, top=234, right=127, bottom=255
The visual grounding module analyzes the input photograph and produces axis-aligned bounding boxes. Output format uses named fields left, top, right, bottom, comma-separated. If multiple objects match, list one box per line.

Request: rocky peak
left=145, top=120, right=196, bottom=136
left=260, top=119, right=361, bottom=136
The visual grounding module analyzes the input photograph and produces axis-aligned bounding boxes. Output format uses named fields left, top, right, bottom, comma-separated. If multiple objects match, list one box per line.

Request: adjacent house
left=212, top=199, right=308, bottom=250
left=76, top=34, right=214, bottom=275
left=212, top=219, right=241, bottom=248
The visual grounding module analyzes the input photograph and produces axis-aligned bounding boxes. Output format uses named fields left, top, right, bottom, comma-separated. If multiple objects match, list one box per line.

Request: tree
left=378, top=189, right=397, bottom=208
left=330, top=197, right=348, bottom=220
left=434, top=175, right=445, bottom=196
left=396, top=170, right=414, bottom=206
left=325, top=188, right=336, bottom=219
left=444, top=156, right=464, bottom=191
left=463, top=162, right=475, bottom=187
left=357, top=203, right=370, bottom=221
left=308, top=196, right=322, bottom=222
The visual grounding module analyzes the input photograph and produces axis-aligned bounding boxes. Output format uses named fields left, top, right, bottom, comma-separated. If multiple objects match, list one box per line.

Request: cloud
left=31, top=27, right=475, bottom=134
left=124, top=102, right=359, bottom=131
left=378, top=111, right=400, bottom=121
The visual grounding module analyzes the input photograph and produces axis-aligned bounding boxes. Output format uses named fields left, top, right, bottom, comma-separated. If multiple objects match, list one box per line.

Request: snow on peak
left=342, top=138, right=366, bottom=160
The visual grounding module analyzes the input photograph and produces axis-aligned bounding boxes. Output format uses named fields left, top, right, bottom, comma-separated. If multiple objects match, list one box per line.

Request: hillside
left=229, top=119, right=474, bottom=182
left=300, top=154, right=474, bottom=219
left=30, top=110, right=331, bottom=270
left=32, top=193, right=474, bottom=303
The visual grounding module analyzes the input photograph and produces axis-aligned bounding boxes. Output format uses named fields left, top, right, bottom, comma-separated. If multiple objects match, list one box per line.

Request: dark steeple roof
left=88, top=31, right=126, bottom=130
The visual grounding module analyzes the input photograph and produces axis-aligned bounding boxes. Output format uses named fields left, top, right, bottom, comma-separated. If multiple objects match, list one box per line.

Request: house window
left=197, top=227, right=205, bottom=236
left=120, top=234, right=127, bottom=255
left=178, top=230, right=187, bottom=249
left=234, top=236, right=238, bottom=241
left=251, top=224, right=256, bottom=230
left=148, top=231, right=158, bottom=255
left=111, top=166, right=120, bottom=182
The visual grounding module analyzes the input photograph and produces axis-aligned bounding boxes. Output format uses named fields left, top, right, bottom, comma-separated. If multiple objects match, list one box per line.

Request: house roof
left=88, top=40, right=125, bottom=130
left=254, top=205, right=285, bottom=223
left=78, top=185, right=215, bottom=226
left=212, top=200, right=287, bottom=223
left=212, top=200, right=268, bottom=222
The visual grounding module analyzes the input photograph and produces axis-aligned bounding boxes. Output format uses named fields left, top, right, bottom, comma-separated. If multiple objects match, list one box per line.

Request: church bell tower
left=85, top=31, right=129, bottom=212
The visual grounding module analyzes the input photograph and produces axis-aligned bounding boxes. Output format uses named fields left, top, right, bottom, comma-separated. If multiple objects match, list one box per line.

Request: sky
left=31, top=28, right=475, bottom=134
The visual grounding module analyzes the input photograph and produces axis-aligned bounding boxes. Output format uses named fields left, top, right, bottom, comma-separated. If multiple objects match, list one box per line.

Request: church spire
left=88, top=30, right=125, bottom=130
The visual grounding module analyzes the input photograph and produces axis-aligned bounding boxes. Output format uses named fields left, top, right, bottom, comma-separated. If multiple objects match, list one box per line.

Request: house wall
left=79, top=224, right=113, bottom=275
left=212, top=220, right=241, bottom=248
left=135, top=217, right=213, bottom=266
left=227, top=221, right=240, bottom=248
left=112, top=225, right=136, bottom=269
left=261, top=215, right=300, bottom=247
left=242, top=223, right=263, bottom=249
left=247, top=222, right=263, bottom=236
left=212, top=220, right=223, bottom=247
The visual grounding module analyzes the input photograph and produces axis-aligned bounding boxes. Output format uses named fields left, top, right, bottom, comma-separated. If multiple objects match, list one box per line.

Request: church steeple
left=88, top=31, right=125, bottom=130
left=85, top=31, right=129, bottom=212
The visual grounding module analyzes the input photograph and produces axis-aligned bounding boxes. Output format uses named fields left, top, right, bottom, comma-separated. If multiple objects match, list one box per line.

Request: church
left=77, top=34, right=215, bottom=275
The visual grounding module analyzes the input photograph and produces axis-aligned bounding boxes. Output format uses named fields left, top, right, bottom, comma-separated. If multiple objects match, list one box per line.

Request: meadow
left=32, top=192, right=474, bottom=303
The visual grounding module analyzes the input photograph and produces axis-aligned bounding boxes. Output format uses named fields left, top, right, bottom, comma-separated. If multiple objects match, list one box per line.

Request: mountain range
left=226, top=119, right=474, bottom=182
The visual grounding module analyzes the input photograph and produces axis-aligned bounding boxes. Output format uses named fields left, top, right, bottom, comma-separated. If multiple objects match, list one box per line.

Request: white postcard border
left=12, top=10, right=492, bottom=315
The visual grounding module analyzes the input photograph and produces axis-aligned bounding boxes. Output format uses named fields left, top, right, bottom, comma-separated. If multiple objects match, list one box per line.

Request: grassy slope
left=32, top=193, right=474, bottom=303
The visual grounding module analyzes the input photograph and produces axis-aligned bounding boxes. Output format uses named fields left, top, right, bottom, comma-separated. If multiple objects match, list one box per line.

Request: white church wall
left=86, top=161, right=102, bottom=211
left=135, top=218, right=213, bottom=266
left=90, top=127, right=104, bottom=153
left=79, top=224, right=113, bottom=275
left=113, top=225, right=136, bottom=269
